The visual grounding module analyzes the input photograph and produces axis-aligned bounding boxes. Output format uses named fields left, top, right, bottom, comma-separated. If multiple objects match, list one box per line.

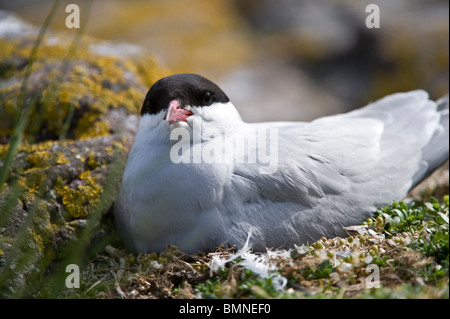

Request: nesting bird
left=114, top=73, right=449, bottom=253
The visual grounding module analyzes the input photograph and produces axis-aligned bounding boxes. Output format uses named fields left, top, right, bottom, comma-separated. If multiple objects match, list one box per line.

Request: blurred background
left=1, top=0, right=448, bottom=122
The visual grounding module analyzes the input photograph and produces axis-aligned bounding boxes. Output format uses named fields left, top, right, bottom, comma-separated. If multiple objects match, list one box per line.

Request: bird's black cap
left=141, top=73, right=230, bottom=116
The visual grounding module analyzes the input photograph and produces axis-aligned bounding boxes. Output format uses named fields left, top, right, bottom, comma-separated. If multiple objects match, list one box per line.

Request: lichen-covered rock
left=0, top=12, right=165, bottom=294
left=0, top=13, right=165, bottom=142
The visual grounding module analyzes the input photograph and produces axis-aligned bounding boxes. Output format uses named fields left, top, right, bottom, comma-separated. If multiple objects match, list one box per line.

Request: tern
left=114, top=73, right=449, bottom=253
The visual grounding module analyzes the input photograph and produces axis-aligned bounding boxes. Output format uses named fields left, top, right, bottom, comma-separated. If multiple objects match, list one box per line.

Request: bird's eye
left=204, top=91, right=214, bottom=105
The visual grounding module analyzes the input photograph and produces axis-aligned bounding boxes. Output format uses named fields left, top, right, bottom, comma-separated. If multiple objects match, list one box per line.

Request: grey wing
left=345, top=90, right=449, bottom=188
left=226, top=90, right=448, bottom=249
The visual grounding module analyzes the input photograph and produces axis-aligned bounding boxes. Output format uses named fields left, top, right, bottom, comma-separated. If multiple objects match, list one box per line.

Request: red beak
left=165, top=100, right=193, bottom=123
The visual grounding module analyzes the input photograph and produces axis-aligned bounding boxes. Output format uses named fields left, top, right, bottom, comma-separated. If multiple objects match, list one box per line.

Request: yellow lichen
left=0, top=144, right=10, bottom=159
left=0, top=39, right=16, bottom=59
left=30, top=232, right=44, bottom=253
left=70, top=147, right=85, bottom=164
left=21, top=168, right=46, bottom=193
left=111, top=140, right=129, bottom=155
left=0, top=34, right=163, bottom=142
left=87, top=151, right=97, bottom=169
left=94, top=57, right=126, bottom=84
left=56, top=152, right=70, bottom=165
left=25, top=149, right=70, bottom=169
left=23, top=140, right=61, bottom=153
left=1, top=31, right=164, bottom=224
left=116, top=87, right=143, bottom=114
left=26, top=150, right=53, bottom=168
left=74, top=113, right=111, bottom=139
left=105, top=146, right=114, bottom=156
left=55, top=171, right=103, bottom=218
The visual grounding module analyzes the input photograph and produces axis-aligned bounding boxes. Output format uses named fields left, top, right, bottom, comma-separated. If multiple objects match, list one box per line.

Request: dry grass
left=62, top=195, right=448, bottom=299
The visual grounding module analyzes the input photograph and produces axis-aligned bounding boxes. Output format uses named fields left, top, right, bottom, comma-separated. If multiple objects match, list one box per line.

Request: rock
left=234, top=0, right=449, bottom=106
left=219, top=62, right=344, bottom=122
left=0, top=11, right=164, bottom=294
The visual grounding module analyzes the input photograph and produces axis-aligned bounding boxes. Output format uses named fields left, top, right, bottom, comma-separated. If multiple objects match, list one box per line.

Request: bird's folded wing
left=229, top=91, right=442, bottom=230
